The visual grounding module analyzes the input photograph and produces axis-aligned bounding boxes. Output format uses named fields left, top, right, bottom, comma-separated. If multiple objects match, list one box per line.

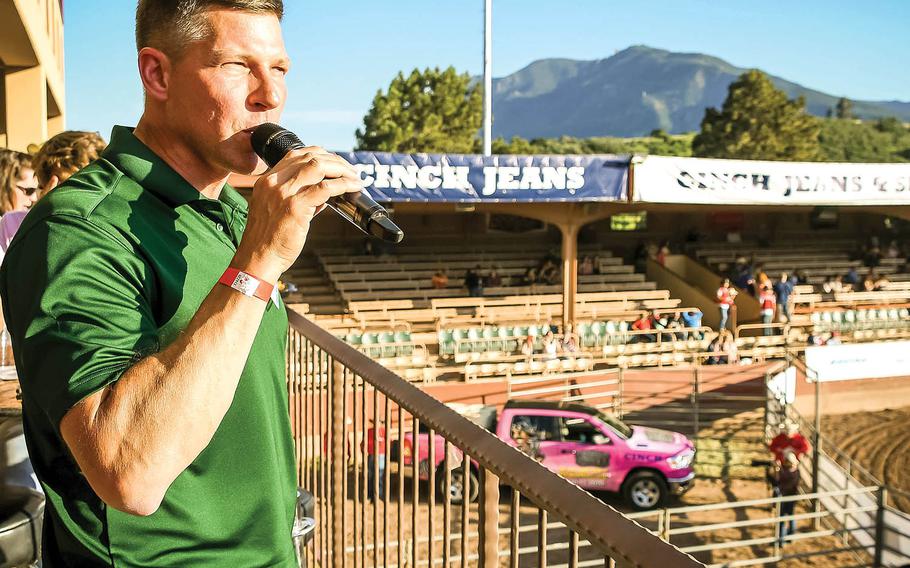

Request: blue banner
left=336, top=152, right=629, bottom=203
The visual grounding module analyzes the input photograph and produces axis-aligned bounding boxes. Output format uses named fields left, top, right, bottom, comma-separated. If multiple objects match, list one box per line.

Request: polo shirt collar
left=103, top=126, right=248, bottom=214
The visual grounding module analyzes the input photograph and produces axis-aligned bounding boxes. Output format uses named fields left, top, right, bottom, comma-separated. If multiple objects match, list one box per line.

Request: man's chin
left=227, top=155, right=269, bottom=176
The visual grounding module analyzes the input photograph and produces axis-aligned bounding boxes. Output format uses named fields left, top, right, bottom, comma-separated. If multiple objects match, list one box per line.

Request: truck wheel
left=437, top=465, right=479, bottom=505
left=622, top=471, right=667, bottom=511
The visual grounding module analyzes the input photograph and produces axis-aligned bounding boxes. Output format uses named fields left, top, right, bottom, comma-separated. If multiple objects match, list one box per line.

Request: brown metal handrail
left=288, top=310, right=703, bottom=568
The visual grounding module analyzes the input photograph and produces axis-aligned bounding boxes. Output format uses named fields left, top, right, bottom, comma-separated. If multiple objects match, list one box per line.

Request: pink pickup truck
left=402, top=400, right=695, bottom=510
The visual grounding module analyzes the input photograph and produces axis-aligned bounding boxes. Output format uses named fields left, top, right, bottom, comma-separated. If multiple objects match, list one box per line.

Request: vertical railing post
left=331, top=359, right=346, bottom=568
left=617, top=367, right=625, bottom=419
left=874, top=486, right=887, bottom=567
left=692, top=367, right=701, bottom=441
left=478, top=468, right=500, bottom=567
left=812, top=437, right=822, bottom=531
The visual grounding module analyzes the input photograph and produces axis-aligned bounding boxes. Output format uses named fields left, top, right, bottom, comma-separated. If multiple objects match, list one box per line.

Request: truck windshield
left=595, top=411, right=633, bottom=439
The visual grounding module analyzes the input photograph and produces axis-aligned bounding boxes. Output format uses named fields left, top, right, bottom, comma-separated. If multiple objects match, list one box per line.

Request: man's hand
left=235, top=147, right=363, bottom=282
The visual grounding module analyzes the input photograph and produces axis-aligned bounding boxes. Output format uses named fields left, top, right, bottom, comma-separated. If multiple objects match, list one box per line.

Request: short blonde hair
left=136, top=0, right=284, bottom=59
left=32, top=131, right=106, bottom=189
left=0, top=149, right=33, bottom=214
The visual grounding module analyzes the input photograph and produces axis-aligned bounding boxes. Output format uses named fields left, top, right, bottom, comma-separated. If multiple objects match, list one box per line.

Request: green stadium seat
left=499, top=326, right=518, bottom=352
left=379, top=331, right=397, bottom=357
left=394, top=331, right=414, bottom=355
left=361, top=333, right=381, bottom=358
left=438, top=329, right=455, bottom=356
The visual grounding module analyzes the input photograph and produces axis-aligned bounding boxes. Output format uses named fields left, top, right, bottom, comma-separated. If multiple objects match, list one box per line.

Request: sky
left=64, top=0, right=910, bottom=152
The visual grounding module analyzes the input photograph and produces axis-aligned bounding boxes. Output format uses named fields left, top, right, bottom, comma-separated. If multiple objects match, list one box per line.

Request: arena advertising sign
left=805, top=341, right=910, bottom=382
left=633, top=155, right=910, bottom=205
left=336, top=152, right=628, bottom=202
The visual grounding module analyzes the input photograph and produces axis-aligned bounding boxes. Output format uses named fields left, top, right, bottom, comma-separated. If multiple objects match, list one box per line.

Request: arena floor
left=822, top=405, right=910, bottom=513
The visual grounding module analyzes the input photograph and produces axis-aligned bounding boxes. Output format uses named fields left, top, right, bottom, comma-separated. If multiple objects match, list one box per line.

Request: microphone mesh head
left=251, top=123, right=305, bottom=167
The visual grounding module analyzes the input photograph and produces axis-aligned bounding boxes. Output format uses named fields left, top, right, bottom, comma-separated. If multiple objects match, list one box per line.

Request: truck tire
left=622, top=471, right=667, bottom=511
left=437, top=464, right=479, bottom=505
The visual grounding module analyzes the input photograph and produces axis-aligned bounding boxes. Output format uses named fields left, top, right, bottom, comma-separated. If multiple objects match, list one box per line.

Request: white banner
left=805, top=340, right=910, bottom=382
left=634, top=155, right=910, bottom=205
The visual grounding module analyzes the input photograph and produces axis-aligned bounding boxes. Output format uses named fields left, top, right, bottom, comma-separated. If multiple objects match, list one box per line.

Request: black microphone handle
left=250, top=123, right=403, bottom=243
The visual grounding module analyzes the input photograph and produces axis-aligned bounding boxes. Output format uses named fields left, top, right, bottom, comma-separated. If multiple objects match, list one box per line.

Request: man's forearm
left=64, top=274, right=275, bottom=515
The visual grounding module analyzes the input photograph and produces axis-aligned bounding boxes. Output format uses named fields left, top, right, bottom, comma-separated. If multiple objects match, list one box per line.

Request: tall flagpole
left=483, top=0, right=492, bottom=156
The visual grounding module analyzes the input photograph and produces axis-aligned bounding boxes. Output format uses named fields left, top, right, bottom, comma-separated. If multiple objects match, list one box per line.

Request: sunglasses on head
left=16, top=185, right=39, bottom=197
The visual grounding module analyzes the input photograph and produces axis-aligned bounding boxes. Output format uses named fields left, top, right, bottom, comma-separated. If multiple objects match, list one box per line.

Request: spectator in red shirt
left=769, top=421, right=811, bottom=463
left=631, top=313, right=655, bottom=343
left=759, top=285, right=777, bottom=336
left=716, top=278, right=738, bottom=331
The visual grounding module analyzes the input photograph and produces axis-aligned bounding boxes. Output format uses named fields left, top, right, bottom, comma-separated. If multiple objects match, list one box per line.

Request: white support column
left=482, top=0, right=492, bottom=156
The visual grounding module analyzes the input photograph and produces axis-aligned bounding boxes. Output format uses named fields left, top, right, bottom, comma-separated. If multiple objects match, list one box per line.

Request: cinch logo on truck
left=625, top=453, right=663, bottom=462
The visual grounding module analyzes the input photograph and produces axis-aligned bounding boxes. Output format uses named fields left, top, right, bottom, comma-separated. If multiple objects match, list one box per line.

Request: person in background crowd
left=364, top=419, right=386, bottom=501
left=1, top=132, right=107, bottom=256
left=542, top=330, right=559, bottom=360
left=773, top=272, right=794, bottom=324
left=874, top=273, right=890, bottom=291
left=706, top=331, right=726, bottom=365
left=717, top=278, right=737, bottom=331
left=485, top=269, right=502, bottom=288
left=887, top=240, right=901, bottom=259
left=0, top=150, right=38, bottom=217
left=665, top=312, right=685, bottom=341
left=722, top=330, right=738, bottom=364
left=561, top=323, right=579, bottom=354
left=520, top=335, right=535, bottom=358
left=825, top=331, right=843, bottom=345
left=465, top=265, right=483, bottom=297
left=863, top=271, right=877, bottom=292
left=631, top=313, right=655, bottom=343
left=579, top=255, right=595, bottom=275
left=32, top=131, right=107, bottom=198
left=732, top=261, right=754, bottom=295
left=681, top=309, right=704, bottom=339
left=656, top=240, right=670, bottom=266
left=768, top=451, right=801, bottom=548
left=823, top=275, right=844, bottom=295
left=769, top=420, right=811, bottom=463
left=842, top=266, right=859, bottom=290
left=539, top=258, right=559, bottom=285
left=431, top=269, right=448, bottom=289
left=523, top=266, right=538, bottom=286
left=652, top=310, right=673, bottom=342
left=759, top=285, right=777, bottom=336
left=756, top=268, right=771, bottom=294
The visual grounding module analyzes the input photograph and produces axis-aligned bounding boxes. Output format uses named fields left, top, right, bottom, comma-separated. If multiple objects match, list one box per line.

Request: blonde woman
left=0, top=150, right=38, bottom=215
left=0, top=131, right=105, bottom=253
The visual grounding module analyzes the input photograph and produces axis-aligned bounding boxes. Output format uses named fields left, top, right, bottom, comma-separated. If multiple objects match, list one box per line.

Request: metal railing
left=628, top=486, right=882, bottom=568
left=286, top=311, right=704, bottom=568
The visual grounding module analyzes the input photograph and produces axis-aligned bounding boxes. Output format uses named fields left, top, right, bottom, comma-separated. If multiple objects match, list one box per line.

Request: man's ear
left=137, top=47, right=172, bottom=102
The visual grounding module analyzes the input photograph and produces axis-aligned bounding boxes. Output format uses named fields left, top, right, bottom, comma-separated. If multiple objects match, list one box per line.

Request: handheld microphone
left=250, top=123, right=404, bottom=243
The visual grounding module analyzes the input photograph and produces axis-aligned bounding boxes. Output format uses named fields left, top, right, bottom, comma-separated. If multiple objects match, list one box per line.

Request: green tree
left=692, top=70, right=821, bottom=160
left=835, top=97, right=854, bottom=119
left=355, top=67, right=482, bottom=153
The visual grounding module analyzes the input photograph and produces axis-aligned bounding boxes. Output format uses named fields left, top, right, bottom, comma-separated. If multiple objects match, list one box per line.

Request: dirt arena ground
left=822, top=405, right=910, bottom=513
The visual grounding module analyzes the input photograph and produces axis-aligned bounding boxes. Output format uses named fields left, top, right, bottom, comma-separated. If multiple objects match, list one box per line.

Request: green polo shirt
left=0, top=126, right=298, bottom=567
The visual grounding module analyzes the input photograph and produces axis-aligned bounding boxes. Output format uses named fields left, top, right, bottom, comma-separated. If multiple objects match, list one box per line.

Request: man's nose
left=249, top=74, right=282, bottom=111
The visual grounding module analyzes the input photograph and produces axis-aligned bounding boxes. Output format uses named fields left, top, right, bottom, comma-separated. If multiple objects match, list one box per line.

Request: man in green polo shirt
left=0, top=1, right=363, bottom=565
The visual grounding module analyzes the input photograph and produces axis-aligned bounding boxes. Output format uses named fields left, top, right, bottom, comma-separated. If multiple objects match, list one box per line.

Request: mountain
left=490, top=46, right=910, bottom=139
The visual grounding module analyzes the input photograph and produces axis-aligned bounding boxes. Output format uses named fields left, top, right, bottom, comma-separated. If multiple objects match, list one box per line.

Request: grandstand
left=230, top=155, right=910, bottom=566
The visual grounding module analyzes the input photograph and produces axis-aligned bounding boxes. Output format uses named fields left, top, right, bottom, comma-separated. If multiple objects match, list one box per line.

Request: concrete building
left=0, top=0, right=65, bottom=151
